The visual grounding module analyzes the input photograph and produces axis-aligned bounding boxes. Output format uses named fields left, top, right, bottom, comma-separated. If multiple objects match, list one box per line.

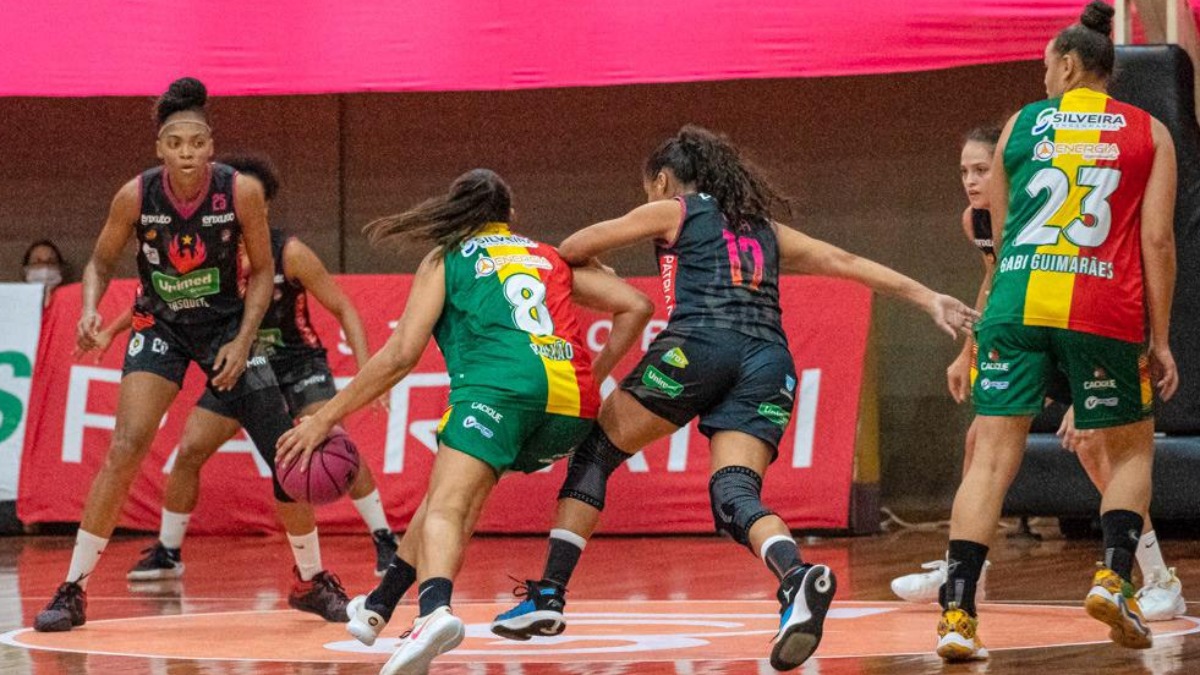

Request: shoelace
left=920, top=560, right=947, bottom=572
left=508, top=576, right=541, bottom=600
left=49, top=582, right=83, bottom=609
left=137, top=544, right=174, bottom=567
left=315, top=571, right=347, bottom=596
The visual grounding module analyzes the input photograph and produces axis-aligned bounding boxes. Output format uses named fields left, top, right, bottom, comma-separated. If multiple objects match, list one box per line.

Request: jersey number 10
left=722, top=230, right=765, bottom=289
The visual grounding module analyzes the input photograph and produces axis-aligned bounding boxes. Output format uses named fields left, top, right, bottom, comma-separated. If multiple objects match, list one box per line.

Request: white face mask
left=25, top=266, right=63, bottom=289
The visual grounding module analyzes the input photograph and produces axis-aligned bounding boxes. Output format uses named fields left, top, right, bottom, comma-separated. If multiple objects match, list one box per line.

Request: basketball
left=277, top=425, right=361, bottom=505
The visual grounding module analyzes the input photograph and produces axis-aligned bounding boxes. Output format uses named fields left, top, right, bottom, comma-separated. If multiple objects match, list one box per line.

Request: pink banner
left=3, top=2, right=1190, bottom=97
left=17, top=275, right=872, bottom=534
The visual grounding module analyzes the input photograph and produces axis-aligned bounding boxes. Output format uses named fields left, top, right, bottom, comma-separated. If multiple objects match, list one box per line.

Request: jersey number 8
left=504, top=274, right=554, bottom=336
left=1013, top=166, right=1121, bottom=249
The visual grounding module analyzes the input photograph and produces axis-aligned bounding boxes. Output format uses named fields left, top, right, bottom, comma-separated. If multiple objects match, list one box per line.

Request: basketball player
left=276, top=168, right=654, bottom=673
left=490, top=125, right=978, bottom=671
left=34, top=79, right=348, bottom=633
left=892, top=128, right=1184, bottom=623
left=935, top=2, right=1178, bottom=660
left=82, top=155, right=400, bottom=580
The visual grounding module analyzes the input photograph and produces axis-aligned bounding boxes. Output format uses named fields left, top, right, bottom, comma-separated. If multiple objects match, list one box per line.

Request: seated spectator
left=22, top=239, right=67, bottom=307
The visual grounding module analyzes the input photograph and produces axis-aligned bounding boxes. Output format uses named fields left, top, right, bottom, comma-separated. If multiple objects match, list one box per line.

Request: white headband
left=157, top=119, right=212, bottom=138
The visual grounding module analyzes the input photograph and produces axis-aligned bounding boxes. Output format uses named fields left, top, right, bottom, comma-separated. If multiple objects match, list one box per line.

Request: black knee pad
left=709, top=465, right=773, bottom=547
left=557, top=427, right=631, bottom=510
left=225, top=387, right=295, bottom=502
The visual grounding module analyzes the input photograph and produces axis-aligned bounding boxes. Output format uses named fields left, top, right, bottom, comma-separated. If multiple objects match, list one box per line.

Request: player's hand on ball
left=277, top=415, right=333, bottom=472
left=927, top=293, right=979, bottom=339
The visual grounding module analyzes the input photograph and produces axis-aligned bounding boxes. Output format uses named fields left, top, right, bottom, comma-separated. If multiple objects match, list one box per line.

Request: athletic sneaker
left=936, top=603, right=988, bottom=661
left=1137, top=567, right=1187, bottom=622
left=380, top=606, right=465, bottom=675
left=372, top=530, right=399, bottom=577
left=491, top=579, right=567, bottom=640
left=346, top=594, right=390, bottom=646
left=770, top=563, right=837, bottom=671
left=126, top=542, right=184, bottom=581
left=34, top=582, right=87, bottom=633
left=891, top=559, right=989, bottom=604
left=288, top=567, right=350, bottom=622
left=1086, top=566, right=1152, bottom=649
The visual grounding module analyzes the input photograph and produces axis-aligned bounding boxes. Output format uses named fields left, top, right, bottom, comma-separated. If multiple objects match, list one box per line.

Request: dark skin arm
left=78, top=179, right=141, bottom=353
left=211, top=174, right=272, bottom=391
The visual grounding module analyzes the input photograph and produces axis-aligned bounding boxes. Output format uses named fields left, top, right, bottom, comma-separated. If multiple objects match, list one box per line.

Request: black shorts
left=198, top=354, right=336, bottom=419
left=620, top=326, right=796, bottom=457
left=121, top=313, right=278, bottom=401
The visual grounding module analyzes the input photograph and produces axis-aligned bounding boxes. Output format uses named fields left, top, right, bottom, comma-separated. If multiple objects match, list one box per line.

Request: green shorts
left=973, top=324, right=1152, bottom=429
left=436, top=401, right=595, bottom=474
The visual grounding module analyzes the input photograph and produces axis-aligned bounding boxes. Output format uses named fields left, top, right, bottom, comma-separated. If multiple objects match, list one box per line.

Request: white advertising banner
left=0, top=284, right=44, bottom=501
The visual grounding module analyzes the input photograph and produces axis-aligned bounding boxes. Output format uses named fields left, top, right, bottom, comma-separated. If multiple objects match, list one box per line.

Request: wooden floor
left=2, top=521, right=1199, bottom=674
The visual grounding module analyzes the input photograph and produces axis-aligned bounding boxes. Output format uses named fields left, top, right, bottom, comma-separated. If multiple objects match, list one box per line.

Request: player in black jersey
left=82, top=156, right=400, bottom=580
left=34, top=79, right=348, bottom=633
left=492, top=125, right=978, bottom=670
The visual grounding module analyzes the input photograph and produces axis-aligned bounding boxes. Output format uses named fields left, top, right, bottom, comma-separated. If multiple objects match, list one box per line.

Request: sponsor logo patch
left=127, top=333, right=145, bottom=357
left=463, top=415, right=495, bottom=439
left=980, top=378, right=1010, bottom=391
left=757, top=403, right=791, bottom=427
left=201, top=212, right=236, bottom=226
left=642, top=366, right=683, bottom=398
left=470, top=402, right=504, bottom=423
left=661, top=347, right=689, bottom=369
left=142, top=243, right=161, bottom=266
left=1031, top=108, right=1127, bottom=135
left=152, top=268, right=221, bottom=303
left=1085, top=396, right=1119, bottom=410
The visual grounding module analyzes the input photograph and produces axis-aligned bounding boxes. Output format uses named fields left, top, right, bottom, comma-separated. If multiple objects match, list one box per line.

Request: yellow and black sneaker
left=936, top=603, right=988, bottom=662
left=1085, top=566, right=1152, bottom=649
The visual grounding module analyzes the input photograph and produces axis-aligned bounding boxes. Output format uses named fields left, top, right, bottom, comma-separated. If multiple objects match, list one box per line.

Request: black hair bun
left=155, top=77, right=208, bottom=125
left=1081, top=1, right=1115, bottom=36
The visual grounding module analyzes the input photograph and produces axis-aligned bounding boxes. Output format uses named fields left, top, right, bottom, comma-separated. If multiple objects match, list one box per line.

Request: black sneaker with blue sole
left=770, top=563, right=837, bottom=671
left=491, top=579, right=567, bottom=640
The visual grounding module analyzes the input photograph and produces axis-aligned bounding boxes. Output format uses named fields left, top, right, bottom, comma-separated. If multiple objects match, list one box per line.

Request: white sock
left=550, top=528, right=588, bottom=550
left=1136, top=530, right=1168, bottom=580
left=352, top=489, right=391, bottom=534
left=67, top=530, right=108, bottom=590
left=288, top=529, right=323, bottom=582
left=159, top=509, right=191, bottom=550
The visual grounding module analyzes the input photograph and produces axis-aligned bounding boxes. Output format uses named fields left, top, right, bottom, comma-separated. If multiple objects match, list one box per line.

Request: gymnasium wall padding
left=1110, top=45, right=1200, bottom=433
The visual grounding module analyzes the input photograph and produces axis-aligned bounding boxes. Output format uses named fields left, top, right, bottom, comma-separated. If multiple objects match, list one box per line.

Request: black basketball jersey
left=971, top=208, right=995, bottom=259
left=655, top=193, right=786, bottom=345
left=135, top=163, right=244, bottom=324
left=257, top=229, right=326, bottom=363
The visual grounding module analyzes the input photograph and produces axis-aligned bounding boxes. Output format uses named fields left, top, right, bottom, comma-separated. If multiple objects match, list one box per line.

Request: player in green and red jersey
left=936, top=2, right=1179, bottom=661
left=276, top=169, right=653, bottom=673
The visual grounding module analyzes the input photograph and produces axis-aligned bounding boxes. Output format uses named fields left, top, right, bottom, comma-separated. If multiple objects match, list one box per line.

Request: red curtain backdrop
left=3, top=1, right=1193, bottom=96
left=18, top=276, right=872, bottom=534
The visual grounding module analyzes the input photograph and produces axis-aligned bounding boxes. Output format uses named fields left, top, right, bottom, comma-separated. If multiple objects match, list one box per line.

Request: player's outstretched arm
left=79, top=179, right=140, bottom=353
left=570, top=266, right=655, bottom=382
left=558, top=200, right=683, bottom=266
left=775, top=224, right=978, bottom=339
left=284, top=238, right=373, bottom=371
left=277, top=249, right=446, bottom=468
